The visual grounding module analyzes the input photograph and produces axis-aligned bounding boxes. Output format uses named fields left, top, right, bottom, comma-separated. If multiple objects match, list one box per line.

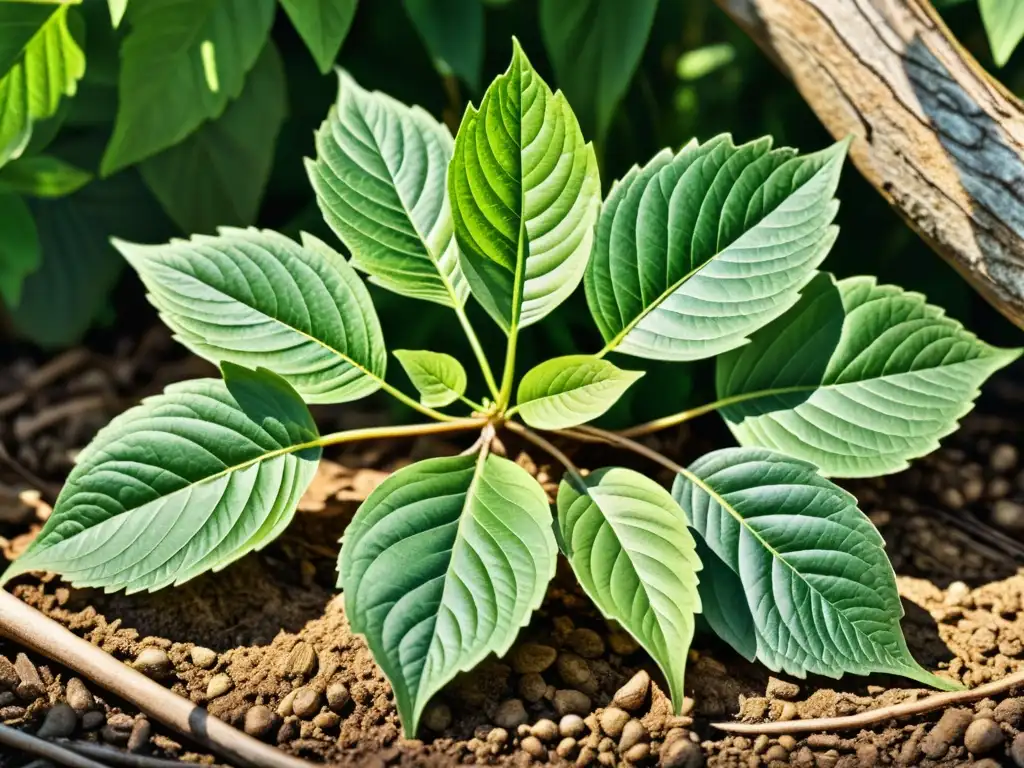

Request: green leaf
left=557, top=467, right=701, bottom=710
left=140, top=42, right=287, bottom=234
left=2, top=365, right=321, bottom=594
left=341, top=451, right=557, bottom=736
left=280, top=0, right=357, bottom=74
left=404, top=0, right=484, bottom=92
left=716, top=274, right=1021, bottom=477
left=0, top=2, right=56, bottom=77
left=108, top=0, right=128, bottom=28
left=393, top=349, right=468, bottom=407
left=0, top=154, right=91, bottom=198
left=114, top=228, right=387, bottom=405
left=449, top=40, right=601, bottom=333
left=672, top=447, right=960, bottom=690
left=586, top=135, right=847, bottom=361
left=100, top=0, right=275, bottom=175
left=980, top=0, right=1024, bottom=67
left=0, top=5, right=85, bottom=168
left=306, top=69, right=467, bottom=308
left=515, top=355, right=644, bottom=429
left=690, top=534, right=755, bottom=662
left=539, top=0, right=658, bottom=142
left=0, top=192, right=39, bottom=306
left=11, top=168, right=171, bottom=349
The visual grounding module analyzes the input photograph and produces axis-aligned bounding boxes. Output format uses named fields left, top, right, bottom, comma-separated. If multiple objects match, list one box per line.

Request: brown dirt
left=1, top=334, right=1024, bottom=767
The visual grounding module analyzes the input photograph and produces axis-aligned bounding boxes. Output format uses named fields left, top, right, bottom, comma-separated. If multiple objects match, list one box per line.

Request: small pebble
left=989, top=476, right=1012, bottom=499
left=599, top=736, right=615, bottom=752
left=190, top=646, right=217, bottom=669
left=991, top=444, right=1018, bottom=472
left=532, top=718, right=559, bottom=742
left=36, top=703, right=77, bottom=739
left=277, top=719, right=299, bottom=745
left=624, top=743, right=650, bottom=763
left=422, top=702, right=452, bottom=732
left=206, top=673, right=233, bottom=700
left=660, top=738, right=704, bottom=767
left=326, top=681, right=350, bottom=712
left=560, top=714, right=586, bottom=738
left=964, top=717, right=1004, bottom=754
left=557, top=653, right=593, bottom=687
left=974, top=760, right=1002, bottom=768
left=618, top=719, right=646, bottom=752
left=1011, top=732, right=1024, bottom=767
left=82, top=711, right=105, bottom=730
left=941, top=487, right=965, bottom=510
left=764, top=745, right=789, bottom=762
left=494, top=698, right=529, bottom=729
left=557, top=736, right=579, bottom=758
left=487, top=726, right=509, bottom=745
left=277, top=690, right=298, bottom=717
left=132, top=648, right=173, bottom=681
left=102, top=724, right=130, bottom=746
left=65, top=678, right=94, bottom=714
left=753, top=735, right=769, bottom=754
left=554, top=689, right=591, bottom=717
left=778, top=735, right=797, bottom=751
left=519, top=672, right=547, bottom=702
left=599, top=707, right=630, bottom=738
left=511, top=643, right=558, bottom=674
left=244, top=705, right=277, bottom=739
left=995, top=697, right=1024, bottom=727
left=291, top=688, right=321, bottom=719
left=284, top=642, right=317, bottom=679
left=14, top=654, right=45, bottom=700
left=0, top=657, right=17, bottom=690
left=576, top=745, right=597, bottom=767
left=567, top=628, right=605, bottom=659
left=612, top=670, right=650, bottom=711
left=765, top=677, right=800, bottom=700
left=608, top=631, right=640, bottom=656
left=522, top=735, right=546, bottom=759
left=313, top=711, right=340, bottom=730
left=994, top=500, right=1024, bottom=531
left=922, top=707, right=973, bottom=758
left=128, top=718, right=151, bottom=753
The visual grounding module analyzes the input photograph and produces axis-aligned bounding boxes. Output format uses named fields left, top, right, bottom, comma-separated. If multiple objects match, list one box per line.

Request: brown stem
left=505, top=422, right=585, bottom=485
left=712, top=666, right=1024, bottom=735
left=60, top=741, right=198, bottom=768
left=0, top=723, right=109, bottom=768
left=0, top=590, right=311, bottom=768
left=566, top=425, right=687, bottom=475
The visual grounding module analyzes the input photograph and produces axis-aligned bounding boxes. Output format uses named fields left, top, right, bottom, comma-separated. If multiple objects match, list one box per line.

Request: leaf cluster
left=4, top=39, right=1019, bottom=738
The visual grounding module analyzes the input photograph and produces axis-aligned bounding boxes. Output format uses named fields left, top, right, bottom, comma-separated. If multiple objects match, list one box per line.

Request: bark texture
left=716, top=0, right=1024, bottom=329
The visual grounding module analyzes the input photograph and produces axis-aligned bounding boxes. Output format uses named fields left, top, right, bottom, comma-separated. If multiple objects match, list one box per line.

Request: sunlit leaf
left=980, top=0, right=1024, bottom=67
left=393, top=349, right=468, bottom=407
left=2, top=365, right=321, bottom=594
left=114, top=228, right=387, bottom=404
left=0, top=154, right=91, bottom=198
left=341, top=452, right=557, bottom=736
left=516, top=355, right=643, bottom=429
left=558, top=467, right=701, bottom=709
left=673, top=447, right=960, bottom=690
left=586, top=135, right=847, bottom=361
left=716, top=274, right=1021, bottom=476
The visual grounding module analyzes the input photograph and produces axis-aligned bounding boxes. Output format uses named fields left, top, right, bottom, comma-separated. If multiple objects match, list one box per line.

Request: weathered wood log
left=715, top=0, right=1024, bottom=329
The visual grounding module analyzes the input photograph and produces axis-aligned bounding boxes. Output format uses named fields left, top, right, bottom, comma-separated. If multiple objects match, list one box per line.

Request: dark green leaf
left=280, top=0, right=358, bottom=74
left=0, top=191, right=39, bottom=306
left=404, top=0, right=484, bottom=92
left=0, top=155, right=91, bottom=198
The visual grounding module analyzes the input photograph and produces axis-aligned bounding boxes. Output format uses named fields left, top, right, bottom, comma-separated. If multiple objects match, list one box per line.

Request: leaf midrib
left=683, top=468, right=904, bottom=670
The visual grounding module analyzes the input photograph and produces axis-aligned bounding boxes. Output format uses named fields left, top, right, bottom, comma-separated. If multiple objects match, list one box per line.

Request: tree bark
left=715, top=0, right=1024, bottom=329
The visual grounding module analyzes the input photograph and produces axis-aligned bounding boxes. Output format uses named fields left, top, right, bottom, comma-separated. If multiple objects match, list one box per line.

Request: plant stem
left=618, top=386, right=814, bottom=438
left=0, top=591, right=311, bottom=768
left=376, top=379, right=461, bottom=422
left=454, top=303, right=501, bottom=401
left=317, top=418, right=485, bottom=449
left=505, top=421, right=586, bottom=488
left=0, top=724, right=109, bottom=768
left=566, top=425, right=687, bottom=475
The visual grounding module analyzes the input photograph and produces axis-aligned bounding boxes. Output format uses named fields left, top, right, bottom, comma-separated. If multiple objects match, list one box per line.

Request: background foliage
left=0, top=0, right=1019, bottom=423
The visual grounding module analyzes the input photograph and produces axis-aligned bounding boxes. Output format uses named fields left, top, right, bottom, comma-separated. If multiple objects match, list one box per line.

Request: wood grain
left=716, top=0, right=1024, bottom=329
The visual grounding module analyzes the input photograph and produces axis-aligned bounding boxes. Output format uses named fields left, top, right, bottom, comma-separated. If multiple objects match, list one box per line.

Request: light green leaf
left=449, top=40, right=601, bottom=333
left=280, top=0, right=357, bottom=74
left=557, top=467, right=701, bottom=710
left=140, top=42, right=287, bottom=234
left=2, top=365, right=321, bottom=594
left=114, top=228, right=387, bottom=405
left=404, top=0, right=483, bottom=92
left=515, top=355, right=643, bottom=429
left=980, top=0, right=1024, bottom=67
left=11, top=168, right=171, bottom=349
left=676, top=43, right=736, bottom=82
left=586, top=135, right=847, bottom=361
left=673, top=447, right=960, bottom=690
left=108, top=0, right=127, bottom=28
left=393, top=349, right=468, bottom=408
left=539, top=0, right=658, bottom=142
left=100, top=0, right=275, bottom=175
left=0, top=5, right=84, bottom=168
left=0, top=154, right=90, bottom=198
left=341, top=451, right=557, bottom=736
left=0, top=2, right=56, bottom=77
left=716, top=274, right=1021, bottom=477
left=0, top=192, right=39, bottom=306
left=306, top=69, right=467, bottom=308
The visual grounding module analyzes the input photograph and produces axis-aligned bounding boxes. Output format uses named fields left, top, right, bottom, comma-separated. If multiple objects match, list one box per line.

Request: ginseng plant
left=4, top=40, right=1019, bottom=738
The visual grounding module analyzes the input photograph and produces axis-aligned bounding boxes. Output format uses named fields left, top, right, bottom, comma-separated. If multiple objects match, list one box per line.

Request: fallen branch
left=0, top=589, right=310, bottom=768
left=0, top=723, right=110, bottom=768
left=712, top=666, right=1024, bottom=734
left=61, top=741, right=199, bottom=768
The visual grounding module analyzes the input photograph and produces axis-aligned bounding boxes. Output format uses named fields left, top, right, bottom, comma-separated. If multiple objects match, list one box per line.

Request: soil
left=1, top=329, right=1024, bottom=768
